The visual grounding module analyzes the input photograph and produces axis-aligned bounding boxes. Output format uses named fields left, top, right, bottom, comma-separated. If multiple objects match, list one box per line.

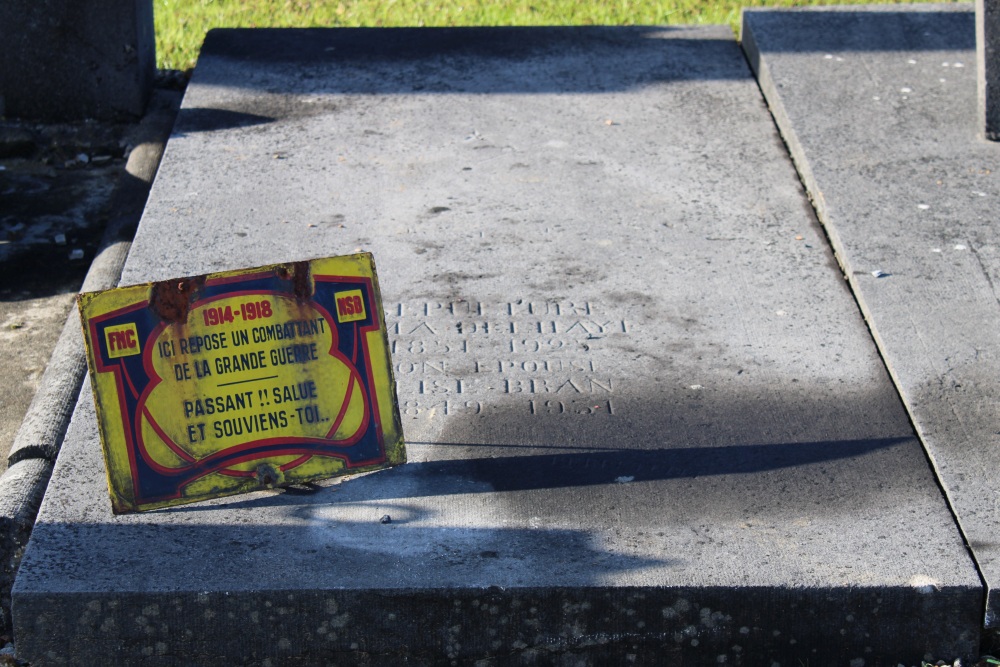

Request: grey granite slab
left=742, top=4, right=1000, bottom=628
left=13, top=26, right=982, bottom=664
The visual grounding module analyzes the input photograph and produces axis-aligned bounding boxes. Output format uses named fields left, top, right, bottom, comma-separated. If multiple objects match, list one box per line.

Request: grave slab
left=13, top=27, right=982, bottom=664
left=742, top=4, right=1000, bottom=628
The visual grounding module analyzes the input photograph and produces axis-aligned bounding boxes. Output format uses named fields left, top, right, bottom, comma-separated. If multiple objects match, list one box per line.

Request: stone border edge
left=0, top=88, right=182, bottom=635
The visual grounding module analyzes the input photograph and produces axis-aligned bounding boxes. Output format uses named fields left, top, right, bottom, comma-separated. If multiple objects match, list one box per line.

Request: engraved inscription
left=388, top=301, right=629, bottom=416
left=529, top=399, right=614, bottom=415
left=401, top=399, right=482, bottom=416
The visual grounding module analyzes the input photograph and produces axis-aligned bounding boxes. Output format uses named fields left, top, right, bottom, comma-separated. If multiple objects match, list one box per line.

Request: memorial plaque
left=77, top=254, right=404, bottom=513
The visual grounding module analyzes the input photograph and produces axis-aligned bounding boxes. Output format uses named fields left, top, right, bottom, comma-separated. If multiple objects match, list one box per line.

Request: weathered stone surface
left=743, top=4, right=1000, bottom=627
left=13, top=27, right=982, bottom=664
left=0, top=0, right=155, bottom=121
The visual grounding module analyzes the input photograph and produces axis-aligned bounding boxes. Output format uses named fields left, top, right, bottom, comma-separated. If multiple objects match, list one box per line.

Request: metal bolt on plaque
left=77, top=254, right=405, bottom=513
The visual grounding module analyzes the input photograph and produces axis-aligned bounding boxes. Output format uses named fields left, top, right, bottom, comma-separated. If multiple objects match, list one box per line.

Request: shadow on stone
left=173, top=108, right=276, bottom=135
left=741, top=9, right=976, bottom=53
left=195, top=25, right=752, bottom=95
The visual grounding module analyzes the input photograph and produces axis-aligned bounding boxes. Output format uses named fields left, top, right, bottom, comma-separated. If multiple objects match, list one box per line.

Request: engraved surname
left=419, top=379, right=465, bottom=395
left=420, top=301, right=485, bottom=316
left=454, top=321, right=492, bottom=334
left=390, top=321, right=437, bottom=336
left=532, top=320, right=628, bottom=335
left=503, top=378, right=614, bottom=394
left=506, top=301, right=593, bottom=316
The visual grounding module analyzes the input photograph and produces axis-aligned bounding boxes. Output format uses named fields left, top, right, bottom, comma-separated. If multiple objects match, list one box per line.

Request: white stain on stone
left=909, top=574, right=941, bottom=593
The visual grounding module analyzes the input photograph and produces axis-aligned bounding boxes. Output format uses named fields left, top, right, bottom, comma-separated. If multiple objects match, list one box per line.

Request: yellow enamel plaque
left=78, top=255, right=405, bottom=513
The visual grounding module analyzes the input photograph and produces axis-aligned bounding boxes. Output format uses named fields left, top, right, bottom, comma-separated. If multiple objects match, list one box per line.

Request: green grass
left=154, top=0, right=961, bottom=71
